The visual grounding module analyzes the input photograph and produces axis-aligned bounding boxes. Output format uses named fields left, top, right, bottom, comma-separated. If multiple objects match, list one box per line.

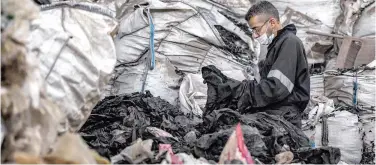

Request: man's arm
left=239, top=37, right=302, bottom=109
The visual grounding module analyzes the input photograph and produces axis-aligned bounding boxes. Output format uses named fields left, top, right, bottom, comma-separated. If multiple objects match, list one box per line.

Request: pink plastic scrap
left=219, top=123, right=255, bottom=164
left=158, top=144, right=183, bottom=164
left=236, top=123, right=255, bottom=164
left=159, top=144, right=174, bottom=155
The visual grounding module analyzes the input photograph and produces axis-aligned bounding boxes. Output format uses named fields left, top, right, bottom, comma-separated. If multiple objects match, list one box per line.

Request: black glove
left=202, top=65, right=248, bottom=114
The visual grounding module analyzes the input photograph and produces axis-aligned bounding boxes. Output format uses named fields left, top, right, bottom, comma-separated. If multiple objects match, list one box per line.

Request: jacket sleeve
left=242, top=37, right=302, bottom=108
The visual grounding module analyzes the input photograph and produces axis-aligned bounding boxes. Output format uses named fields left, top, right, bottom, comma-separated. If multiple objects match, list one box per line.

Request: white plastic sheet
left=303, top=75, right=326, bottom=115
left=179, top=70, right=247, bottom=116
left=353, top=2, right=376, bottom=37
left=310, top=75, right=325, bottom=97
left=161, top=153, right=210, bottom=165
left=29, top=7, right=117, bottom=131
left=325, top=51, right=338, bottom=71
left=111, top=0, right=256, bottom=105
left=280, top=6, right=334, bottom=65
left=277, top=1, right=338, bottom=64
left=273, top=0, right=341, bottom=28
left=203, top=0, right=252, bottom=17
left=334, top=0, right=362, bottom=36
left=179, top=74, right=208, bottom=116
left=302, top=97, right=335, bottom=130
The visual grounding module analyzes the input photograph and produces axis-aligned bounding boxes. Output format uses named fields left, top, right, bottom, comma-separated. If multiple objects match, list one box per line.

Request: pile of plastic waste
left=1, top=0, right=375, bottom=164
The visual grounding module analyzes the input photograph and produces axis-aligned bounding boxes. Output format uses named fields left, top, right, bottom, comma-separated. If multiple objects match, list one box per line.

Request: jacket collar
left=268, top=24, right=297, bottom=49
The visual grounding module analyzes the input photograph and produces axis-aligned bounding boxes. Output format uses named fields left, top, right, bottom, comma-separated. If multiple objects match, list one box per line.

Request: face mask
left=256, top=33, right=275, bottom=45
left=255, top=24, right=275, bottom=45
left=268, top=33, right=275, bottom=43
left=255, top=33, right=269, bottom=45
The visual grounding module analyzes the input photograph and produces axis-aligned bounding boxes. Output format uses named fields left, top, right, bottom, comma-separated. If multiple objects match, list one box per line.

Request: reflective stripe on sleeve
left=267, top=69, right=294, bottom=93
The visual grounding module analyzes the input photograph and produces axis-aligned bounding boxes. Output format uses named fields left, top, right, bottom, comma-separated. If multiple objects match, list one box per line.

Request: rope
left=321, top=115, right=329, bottom=146
left=147, top=8, right=155, bottom=70
left=40, top=1, right=116, bottom=19
left=45, top=36, right=72, bottom=80
left=140, top=8, right=156, bottom=93
left=353, top=71, right=358, bottom=107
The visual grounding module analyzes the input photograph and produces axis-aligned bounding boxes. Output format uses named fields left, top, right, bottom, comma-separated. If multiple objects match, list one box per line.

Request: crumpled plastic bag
left=197, top=108, right=311, bottom=163
left=195, top=121, right=267, bottom=163
left=218, top=123, right=254, bottom=164
left=275, top=151, right=294, bottom=164
left=179, top=70, right=247, bottom=117
left=110, top=138, right=154, bottom=164
left=334, top=0, right=362, bottom=36
left=156, top=144, right=174, bottom=160
left=353, top=2, right=376, bottom=37
left=45, top=132, right=109, bottom=164
left=2, top=93, right=65, bottom=161
left=11, top=133, right=110, bottom=164
left=146, top=127, right=178, bottom=141
left=161, top=147, right=210, bottom=165
left=302, top=97, right=335, bottom=129
left=294, top=147, right=341, bottom=164
left=159, top=144, right=183, bottom=164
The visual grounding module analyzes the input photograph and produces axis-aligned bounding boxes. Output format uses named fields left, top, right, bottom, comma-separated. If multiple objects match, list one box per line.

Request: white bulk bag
left=29, top=5, right=117, bottom=131
left=306, top=110, right=363, bottom=164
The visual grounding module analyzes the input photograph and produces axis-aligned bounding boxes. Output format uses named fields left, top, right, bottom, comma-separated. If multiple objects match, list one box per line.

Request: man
left=243, top=1, right=310, bottom=127
left=202, top=1, right=309, bottom=127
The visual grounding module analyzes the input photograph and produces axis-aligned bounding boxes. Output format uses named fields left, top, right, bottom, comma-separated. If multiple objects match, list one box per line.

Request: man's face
left=248, top=15, right=270, bottom=38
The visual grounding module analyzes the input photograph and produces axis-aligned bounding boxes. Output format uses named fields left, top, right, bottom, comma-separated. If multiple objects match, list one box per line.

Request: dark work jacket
left=202, top=24, right=309, bottom=127
left=242, top=24, right=310, bottom=126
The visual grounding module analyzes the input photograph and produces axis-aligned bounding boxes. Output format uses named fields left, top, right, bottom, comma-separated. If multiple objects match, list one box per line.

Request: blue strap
left=353, top=72, right=358, bottom=107
left=140, top=8, right=155, bottom=93
left=147, top=8, right=155, bottom=70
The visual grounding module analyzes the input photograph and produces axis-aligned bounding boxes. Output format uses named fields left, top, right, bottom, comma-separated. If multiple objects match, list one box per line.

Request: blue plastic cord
left=140, top=8, right=155, bottom=93
left=147, top=8, right=155, bottom=70
left=353, top=72, right=358, bottom=107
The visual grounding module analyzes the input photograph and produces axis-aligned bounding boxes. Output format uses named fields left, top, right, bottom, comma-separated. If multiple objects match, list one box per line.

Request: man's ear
left=269, top=17, right=278, bottom=28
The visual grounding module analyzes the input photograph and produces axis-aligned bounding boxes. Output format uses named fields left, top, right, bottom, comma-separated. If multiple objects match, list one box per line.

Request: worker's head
left=245, top=1, right=281, bottom=44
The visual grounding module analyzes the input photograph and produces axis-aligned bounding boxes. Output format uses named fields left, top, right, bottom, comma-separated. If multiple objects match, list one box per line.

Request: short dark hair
left=245, top=1, right=280, bottom=22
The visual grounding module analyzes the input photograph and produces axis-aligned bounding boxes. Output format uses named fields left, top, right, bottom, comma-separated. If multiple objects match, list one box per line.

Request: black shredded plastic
left=214, top=25, right=252, bottom=65
left=80, top=91, right=200, bottom=160
left=80, top=91, right=342, bottom=164
left=218, top=11, right=252, bottom=37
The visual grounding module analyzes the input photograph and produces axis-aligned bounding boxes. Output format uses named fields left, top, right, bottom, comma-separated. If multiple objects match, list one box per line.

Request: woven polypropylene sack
left=314, top=110, right=363, bottom=163
left=29, top=7, right=117, bottom=131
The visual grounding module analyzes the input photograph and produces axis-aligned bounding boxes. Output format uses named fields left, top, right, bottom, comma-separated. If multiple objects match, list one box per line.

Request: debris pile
left=81, top=0, right=375, bottom=164
left=80, top=91, right=342, bottom=164
left=1, top=0, right=375, bottom=164
left=80, top=91, right=199, bottom=161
